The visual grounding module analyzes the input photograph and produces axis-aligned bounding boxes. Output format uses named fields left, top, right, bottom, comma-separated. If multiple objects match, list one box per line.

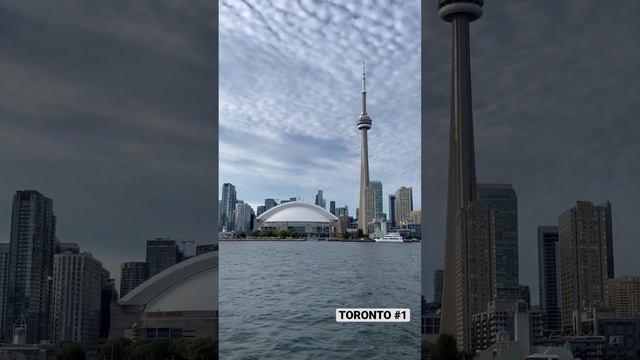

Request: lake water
left=219, top=241, right=421, bottom=359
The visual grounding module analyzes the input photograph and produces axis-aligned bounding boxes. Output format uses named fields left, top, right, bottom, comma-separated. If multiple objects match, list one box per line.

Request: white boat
left=374, top=232, right=404, bottom=243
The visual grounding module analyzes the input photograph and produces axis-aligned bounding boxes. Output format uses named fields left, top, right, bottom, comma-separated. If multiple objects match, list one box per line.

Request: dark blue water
left=219, top=241, right=421, bottom=359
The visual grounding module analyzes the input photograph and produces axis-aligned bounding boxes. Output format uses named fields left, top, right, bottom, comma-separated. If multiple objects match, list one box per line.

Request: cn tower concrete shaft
left=438, top=0, right=483, bottom=339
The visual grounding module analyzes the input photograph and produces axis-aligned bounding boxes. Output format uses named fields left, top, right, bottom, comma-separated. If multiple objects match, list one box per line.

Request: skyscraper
left=537, top=226, right=561, bottom=331
left=234, top=202, right=254, bottom=233
left=100, top=278, right=118, bottom=339
left=438, top=0, right=484, bottom=345
left=370, top=181, right=383, bottom=218
left=357, top=60, right=373, bottom=235
left=314, top=190, right=326, bottom=209
left=434, top=269, right=444, bottom=305
left=365, top=187, right=376, bottom=233
left=409, top=210, right=421, bottom=225
left=478, top=183, right=519, bottom=301
left=608, top=276, right=640, bottom=318
left=559, top=201, right=614, bottom=331
left=0, top=243, right=9, bottom=340
left=394, top=186, right=413, bottom=226
left=50, top=252, right=108, bottom=350
left=5, top=190, right=56, bottom=343
left=388, top=194, right=396, bottom=228
left=220, top=183, right=237, bottom=232
left=264, top=198, right=277, bottom=211
left=119, top=262, right=147, bottom=297
left=176, top=239, right=196, bottom=260
left=146, top=238, right=180, bottom=278
left=455, top=202, right=493, bottom=350
left=329, top=200, right=336, bottom=215
left=336, top=205, right=349, bottom=217
left=257, top=205, right=266, bottom=217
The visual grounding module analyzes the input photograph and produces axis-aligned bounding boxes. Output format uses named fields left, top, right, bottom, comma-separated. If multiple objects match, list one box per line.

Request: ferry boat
left=374, top=232, right=404, bottom=243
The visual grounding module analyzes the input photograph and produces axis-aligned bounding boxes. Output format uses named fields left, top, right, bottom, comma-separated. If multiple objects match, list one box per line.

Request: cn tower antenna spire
left=362, top=58, right=366, bottom=92
left=361, top=58, right=367, bottom=115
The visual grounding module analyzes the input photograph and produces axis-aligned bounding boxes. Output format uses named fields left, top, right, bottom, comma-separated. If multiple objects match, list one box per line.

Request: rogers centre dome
left=256, top=201, right=338, bottom=236
left=109, top=250, right=217, bottom=340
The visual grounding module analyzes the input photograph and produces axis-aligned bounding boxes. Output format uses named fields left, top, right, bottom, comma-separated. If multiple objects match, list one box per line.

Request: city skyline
left=0, top=2, right=218, bottom=289
left=0, top=190, right=213, bottom=292
left=219, top=0, right=421, bottom=215
left=218, top=181, right=418, bottom=224
left=422, top=1, right=640, bottom=304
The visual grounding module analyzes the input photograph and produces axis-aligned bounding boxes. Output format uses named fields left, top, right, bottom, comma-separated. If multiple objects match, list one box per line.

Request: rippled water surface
left=219, top=241, right=420, bottom=359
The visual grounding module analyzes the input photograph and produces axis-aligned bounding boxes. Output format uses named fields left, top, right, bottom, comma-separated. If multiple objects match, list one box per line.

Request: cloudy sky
left=219, top=0, right=421, bottom=213
left=0, top=1, right=217, bottom=286
left=422, top=2, right=640, bottom=301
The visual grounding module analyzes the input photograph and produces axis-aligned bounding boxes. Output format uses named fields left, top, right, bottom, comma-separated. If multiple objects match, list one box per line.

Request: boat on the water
left=373, top=232, right=404, bottom=243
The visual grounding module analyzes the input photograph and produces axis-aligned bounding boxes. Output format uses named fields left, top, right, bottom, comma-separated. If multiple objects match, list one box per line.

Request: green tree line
left=55, top=338, right=218, bottom=360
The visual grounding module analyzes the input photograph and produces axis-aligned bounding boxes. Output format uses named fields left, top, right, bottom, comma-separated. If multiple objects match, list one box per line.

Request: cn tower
left=357, top=60, right=372, bottom=235
left=438, top=0, right=484, bottom=338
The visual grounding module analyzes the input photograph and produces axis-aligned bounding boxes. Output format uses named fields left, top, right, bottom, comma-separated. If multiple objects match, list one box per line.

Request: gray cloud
left=0, top=1, right=217, bottom=286
left=422, top=2, right=640, bottom=301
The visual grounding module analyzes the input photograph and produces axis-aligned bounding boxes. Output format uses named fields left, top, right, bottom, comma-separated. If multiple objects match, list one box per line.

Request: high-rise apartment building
left=471, top=300, right=530, bottom=352
left=119, top=262, right=147, bottom=297
left=175, top=239, right=196, bottom=260
left=409, top=210, right=421, bottom=225
left=537, top=226, right=561, bottom=331
left=234, top=202, right=254, bottom=233
left=0, top=244, right=9, bottom=339
left=559, top=201, right=614, bottom=331
left=50, top=252, right=108, bottom=350
left=146, top=238, right=180, bottom=278
left=220, top=183, right=237, bottom=232
left=369, top=181, right=383, bottom=218
left=394, top=186, right=413, bottom=226
left=365, top=187, right=376, bottom=233
left=456, top=202, right=493, bottom=351
left=329, top=201, right=336, bottom=215
left=100, top=278, right=118, bottom=339
left=608, top=276, right=640, bottom=318
left=388, top=194, right=396, bottom=228
left=314, top=190, right=326, bottom=209
left=336, top=205, right=349, bottom=217
left=5, top=190, right=56, bottom=343
left=478, top=183, right=519, bottom=301
left=264, top=198, right=277, bottom=211
left=256, top=205, right=266, bottom=217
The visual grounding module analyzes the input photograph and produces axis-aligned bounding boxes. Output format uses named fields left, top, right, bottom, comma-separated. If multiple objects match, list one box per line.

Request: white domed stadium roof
left=119, top=250, right=217, bottom=311
left=257, top=201, right=338, bottom=223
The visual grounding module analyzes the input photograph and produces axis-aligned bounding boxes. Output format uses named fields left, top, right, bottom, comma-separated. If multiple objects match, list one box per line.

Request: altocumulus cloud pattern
left=219, top=0, right=421, bottom=211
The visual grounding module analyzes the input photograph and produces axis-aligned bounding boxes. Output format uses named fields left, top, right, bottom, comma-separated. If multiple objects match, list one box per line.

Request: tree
left=56, top=341, right=85, bottom=360
left=187, top=338, right=218, bottom=360
left=129, top=340, right=173, bottom=360
left=356, top=228, right=364, bottom=239
left=98, top=338, right=132, bottom=360
left=428, top=334, right=460, bottom=360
